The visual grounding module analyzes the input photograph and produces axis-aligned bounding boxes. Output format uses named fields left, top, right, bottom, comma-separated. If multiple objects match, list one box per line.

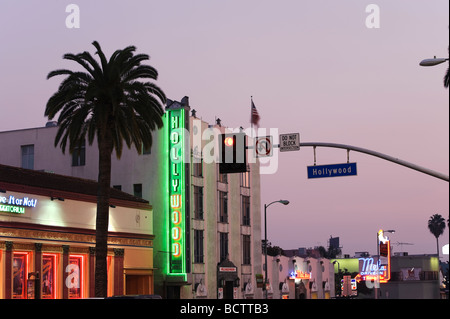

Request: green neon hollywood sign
left=166, top=107, right=187, bottom=277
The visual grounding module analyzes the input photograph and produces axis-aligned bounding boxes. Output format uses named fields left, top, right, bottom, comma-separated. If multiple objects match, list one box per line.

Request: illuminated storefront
left=0, top=164, right=154, bottom=299
left=263, top=253, right=335, bottom=299
left=0, top=95, right=264, bottom=299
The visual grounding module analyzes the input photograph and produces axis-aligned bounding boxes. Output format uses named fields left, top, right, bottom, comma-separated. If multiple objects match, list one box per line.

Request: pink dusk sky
left=0, top=1, right=448, bottom=260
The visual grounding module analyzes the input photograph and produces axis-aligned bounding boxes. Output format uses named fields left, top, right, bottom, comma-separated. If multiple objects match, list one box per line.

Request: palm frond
left=46, top=41, right=165, bottom=158
left=92, top=41, right=109, bottom=74
left=47, top=69, right=73, bottom=79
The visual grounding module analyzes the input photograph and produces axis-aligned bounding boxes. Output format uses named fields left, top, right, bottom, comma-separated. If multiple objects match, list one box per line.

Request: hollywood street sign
left=307, top=162, right=357, bottom=179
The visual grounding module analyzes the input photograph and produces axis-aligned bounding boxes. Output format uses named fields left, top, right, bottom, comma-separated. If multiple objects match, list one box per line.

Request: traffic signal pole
left=297, top=142, right=448, bottom=182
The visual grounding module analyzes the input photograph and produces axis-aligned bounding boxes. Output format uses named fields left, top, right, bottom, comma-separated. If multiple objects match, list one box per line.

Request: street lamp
left=332, top=260, right=341, bottom=297
left=419, top=56, right=448, bottom=67
left=264, top=199, right=289, bottom=299
left=375, top=229, right=395, bottom=299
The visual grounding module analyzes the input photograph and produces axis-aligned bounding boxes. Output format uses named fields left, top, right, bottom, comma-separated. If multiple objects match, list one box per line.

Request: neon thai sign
left=166, top=107, right=187, bottom=277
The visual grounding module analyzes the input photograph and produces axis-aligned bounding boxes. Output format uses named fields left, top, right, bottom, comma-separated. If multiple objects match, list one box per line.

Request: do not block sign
left=279, top=133, right=300, bottom=152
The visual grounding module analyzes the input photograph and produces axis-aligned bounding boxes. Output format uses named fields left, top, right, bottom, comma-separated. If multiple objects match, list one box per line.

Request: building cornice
left=0, top=221, right=154, bottom=249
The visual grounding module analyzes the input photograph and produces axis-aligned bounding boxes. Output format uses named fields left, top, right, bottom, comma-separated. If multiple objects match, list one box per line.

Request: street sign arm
left=300, top=142, right=449, bottom=182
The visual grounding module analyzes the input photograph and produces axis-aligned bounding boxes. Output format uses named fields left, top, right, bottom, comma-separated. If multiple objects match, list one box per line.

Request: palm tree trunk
left=95, top=128, right=113, bottom=297
left=436, top=237, right=440, bottom=260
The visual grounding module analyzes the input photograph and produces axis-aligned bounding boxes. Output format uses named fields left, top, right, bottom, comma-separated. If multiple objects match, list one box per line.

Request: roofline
left=0, top=124, right=57, bottom=134
left=0, top=181, right=152, bottom=210
left=0, top=164, right=151, bottom=210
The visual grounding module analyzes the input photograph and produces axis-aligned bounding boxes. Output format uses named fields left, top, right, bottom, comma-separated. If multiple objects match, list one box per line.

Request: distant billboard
left=329, top=237, right=340, bottom=249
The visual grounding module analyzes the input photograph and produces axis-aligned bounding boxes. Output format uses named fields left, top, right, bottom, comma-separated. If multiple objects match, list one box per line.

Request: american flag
left=250, top=99, right=260, bottom=128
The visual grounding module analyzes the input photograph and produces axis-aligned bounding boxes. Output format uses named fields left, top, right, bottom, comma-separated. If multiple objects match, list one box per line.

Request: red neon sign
left=289, top=270, right=311, bottom=280
left=358, top=240, right=391, bottom=283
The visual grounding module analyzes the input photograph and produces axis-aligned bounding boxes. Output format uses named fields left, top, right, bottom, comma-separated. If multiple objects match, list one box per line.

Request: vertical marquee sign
left=165, top=106, right=190, bottom=279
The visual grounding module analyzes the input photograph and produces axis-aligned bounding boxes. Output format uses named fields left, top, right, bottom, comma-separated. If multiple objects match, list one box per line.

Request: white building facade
left=264, top=254, right=335, bottom=299
left=0, top=96, right=263, bottom=299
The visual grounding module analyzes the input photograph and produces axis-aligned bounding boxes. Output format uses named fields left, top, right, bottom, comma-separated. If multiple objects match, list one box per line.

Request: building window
left=194, top=229, right=204, bottom=263
left=42, top=254, right=58, bottom=299
left=133, top=183, right=142, bottom=198
left=243, top=235, right=251, bottom=265
left=71, top=140, right=86, bottom=166
left=240, top=171, right=250, bottom=188
left=21, top=145, right=34, bottom=170
left=218, top=173, right=227, bottom=184
left=13, top=252, right=30, bottom=299
left=241, top=195, right=250, bottom=226
left=194, top=186, right=204, bottom=220
left=219, top=232, right=229, bottom=262
left=420, top=271, right=439, bottom=281
left=219, top=191, right=228, bottom=223
left=142, top=145, right=151, bottom=155
left=113, top=185, right=122, bottom=191
left=193, top=158, right=203, bottom=177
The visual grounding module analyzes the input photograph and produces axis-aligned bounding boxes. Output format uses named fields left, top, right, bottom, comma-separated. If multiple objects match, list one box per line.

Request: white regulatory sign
left=255, top=136, right=273, bottom=157
left=279, top=133, right=300, bottom=152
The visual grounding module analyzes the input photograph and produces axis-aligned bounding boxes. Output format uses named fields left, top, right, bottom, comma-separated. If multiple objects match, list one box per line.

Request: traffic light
left=219, top=133, right=247, bottom=174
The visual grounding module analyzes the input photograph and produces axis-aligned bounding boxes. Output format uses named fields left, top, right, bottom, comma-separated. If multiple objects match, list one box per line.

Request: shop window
left=68, top=255, right=84, bottom=299
left=13, top=252, right=30, bottom=299
left=42, top=254, right=58, bottom=299
left=107, top=255, right=113, bottom=297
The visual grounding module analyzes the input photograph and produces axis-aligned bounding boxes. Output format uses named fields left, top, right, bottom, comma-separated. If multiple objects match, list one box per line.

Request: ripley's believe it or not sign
left=0, top=195, right=38, bottom=214
left=166, top=107, right=188, bottom=278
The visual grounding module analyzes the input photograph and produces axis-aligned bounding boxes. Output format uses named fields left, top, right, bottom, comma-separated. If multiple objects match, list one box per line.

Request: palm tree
left=427, top=214, right=446, bottom=260
left=45, top=41, right=166, bottom=297
left=444, top=47, right=449, bottom=88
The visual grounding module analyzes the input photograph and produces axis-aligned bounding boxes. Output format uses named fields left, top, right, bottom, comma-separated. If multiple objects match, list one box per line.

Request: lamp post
left=264, top=199, right=289, bottom=299
left=420, top=55, right=449, bottom=88
left=332, top=260, right=341, bottom=297
left=419, top=56, right=449, bottom=67
left=375, top=229, right=395, bottom=299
